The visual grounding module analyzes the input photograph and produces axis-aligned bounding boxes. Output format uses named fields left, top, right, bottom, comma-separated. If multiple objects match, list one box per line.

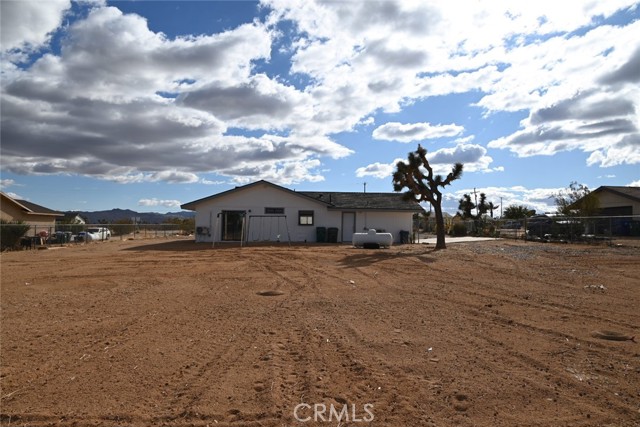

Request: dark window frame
left=298, top=210, right=314, bottom=226
left=265, top=207, right=285, bottom=214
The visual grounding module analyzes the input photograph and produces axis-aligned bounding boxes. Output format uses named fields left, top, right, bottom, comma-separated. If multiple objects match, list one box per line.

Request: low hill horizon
left=64, top=208, right=194, bottom=224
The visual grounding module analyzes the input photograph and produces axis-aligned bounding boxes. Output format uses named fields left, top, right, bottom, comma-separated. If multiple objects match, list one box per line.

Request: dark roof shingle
left=299, top=191, right=421, bottom=211
left=181, top=180, right=423, bottom=212
left=16, top=199, right=63, bottom=216
left=595, top=186, right=640, bottom=202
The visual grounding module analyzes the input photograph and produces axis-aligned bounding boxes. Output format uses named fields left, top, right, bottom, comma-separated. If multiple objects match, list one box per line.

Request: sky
left=1, top=0, right=639, bottom=215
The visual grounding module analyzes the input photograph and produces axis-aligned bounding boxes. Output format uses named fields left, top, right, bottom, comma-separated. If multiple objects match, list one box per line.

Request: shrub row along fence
left=425, top=214, right=640, bottom=244
left=0, top=223, right=192, bottom=251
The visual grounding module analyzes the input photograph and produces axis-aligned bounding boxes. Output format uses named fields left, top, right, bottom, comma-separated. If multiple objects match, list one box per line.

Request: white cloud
left=586, top=134, right=640, bottom=167
left=1, top=0, right=639, bottom=186
left=0, top=0, right=71, bottom=52
left=482, top=22, right=640, bottom=166
left=444, top=185, right=562, bottom=215
left=355, top=158, right=403, bottom=179
left=149, top=171, right=199, bottom=184
left=372, top=122, right=464, bottom=143
left=628, top=180, right=640, bottom=186
left=427, top=143, right=496, bottom=174
left=138, top=198, right=182, bottom=208
left=0, top=4, right=350, bottom=185
left=4, top=191, right=24, bottom=200
left=355, top=141, right=498, bottom=179
left=0, top=179, right=16, bottom=189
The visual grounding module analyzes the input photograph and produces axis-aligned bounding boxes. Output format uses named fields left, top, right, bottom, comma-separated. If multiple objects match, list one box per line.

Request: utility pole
left=473, top=187, right=478, bottom=217
left=363, top=182, right=367, bottom=193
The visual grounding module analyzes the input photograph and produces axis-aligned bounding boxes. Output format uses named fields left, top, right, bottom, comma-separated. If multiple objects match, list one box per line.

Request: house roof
left=299, top=191, right=422, bottom=211
left=181, top=180, right=423, bottom=212
left=591, top=186, right=640, bottom=203
left=1, top=192, right=63, bottom=216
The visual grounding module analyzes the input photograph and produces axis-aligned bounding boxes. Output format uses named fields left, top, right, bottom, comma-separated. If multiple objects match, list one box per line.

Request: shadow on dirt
left=123, top=240, right=237, bottom=251
left=123, top=239, right=331, bottom=252
left=338, top=249, right=437, bottom=268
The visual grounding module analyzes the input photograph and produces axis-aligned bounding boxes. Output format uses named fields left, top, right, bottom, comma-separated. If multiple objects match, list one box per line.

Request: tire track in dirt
left=3, top=239, right=638, bottom=426
left=325, top=246, right=639, bottom=425
left=459, top=326, right=639, bottom=425
left=234, top=249, right=434, bottom=425
left=272, top=254, right=443, bottom=425
left=375, top=250, right=639, bottom=337
left=144, top=248, right=331, bottom=425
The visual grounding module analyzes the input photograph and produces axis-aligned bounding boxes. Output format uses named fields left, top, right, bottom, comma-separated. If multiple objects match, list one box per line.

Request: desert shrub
left=0, top=220, right=31, bottom=250
left=450, top=222, right=467, bottom=237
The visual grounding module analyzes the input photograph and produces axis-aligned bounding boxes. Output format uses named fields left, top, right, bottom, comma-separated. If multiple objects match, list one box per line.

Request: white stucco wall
left=192, top=184, right=335, bottom=243
left=189, top=183, right=415, bottom=243
left=351, top=211, right=413, bottom=242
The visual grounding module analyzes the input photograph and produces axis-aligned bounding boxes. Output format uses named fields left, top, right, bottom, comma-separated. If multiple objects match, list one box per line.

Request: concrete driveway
left=417, top=236, right=500, bottom=244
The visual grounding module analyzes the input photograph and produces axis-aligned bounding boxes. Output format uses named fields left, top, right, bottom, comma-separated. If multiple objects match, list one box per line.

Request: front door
left=221, top=211, right=245, bottom=241
left=342, top=212, right=356, bottom=243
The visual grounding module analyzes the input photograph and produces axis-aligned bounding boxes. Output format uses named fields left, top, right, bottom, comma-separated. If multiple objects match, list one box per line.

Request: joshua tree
left=393, top=144, right=463, bottom=250
left=476, top=192, right=489, bottom=218
left=458, top=194, right=475, bottom=219
left=487, top=201, right=499, bottom=218
left=459, top=192, right=494, bottom=219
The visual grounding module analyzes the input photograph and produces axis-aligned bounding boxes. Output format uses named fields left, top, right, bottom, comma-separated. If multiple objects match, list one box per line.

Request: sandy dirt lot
left=1, top=237, right=639, bottom=426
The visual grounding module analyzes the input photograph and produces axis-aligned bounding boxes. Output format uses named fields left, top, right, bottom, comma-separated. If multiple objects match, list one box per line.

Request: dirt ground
left=1, top=237, right=639, bottom=427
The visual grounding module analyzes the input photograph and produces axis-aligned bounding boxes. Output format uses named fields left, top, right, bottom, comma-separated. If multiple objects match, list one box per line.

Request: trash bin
left=316, top=227, right=327, bottom=243
left=400, top=230, right=410, bottom=244
left=327, top=227, right=339, bottom=243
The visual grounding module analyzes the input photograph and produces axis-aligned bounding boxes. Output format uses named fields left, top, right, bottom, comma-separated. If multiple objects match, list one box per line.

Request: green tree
left=503, top=205, right=535, bottom=219
left=554, top=181, right=599, bottom=216
left=0, top=220, right=31, bottom=250
left=111, top=218, right=134, bottom=236
left=163, top=217, right=195, bottom=234
left=393, top=144, right=463, bottom=250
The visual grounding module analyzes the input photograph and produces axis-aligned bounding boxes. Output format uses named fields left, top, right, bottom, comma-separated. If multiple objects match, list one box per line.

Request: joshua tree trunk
left=393, top=145, right=463, bottom=250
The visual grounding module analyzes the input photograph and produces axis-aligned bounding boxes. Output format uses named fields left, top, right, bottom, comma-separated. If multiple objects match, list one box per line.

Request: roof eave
left=326, top=206, right=423, bottom=212
left=180, top=180, right=332, bottom=210
left=25, top=211, right=64, bottom=217
left=593, top=186, right=640, bottom=203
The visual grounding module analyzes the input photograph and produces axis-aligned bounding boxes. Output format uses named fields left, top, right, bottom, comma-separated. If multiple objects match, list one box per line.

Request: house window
left=298, top=210, right=314, bottom=226
left=265, top=207, right=285, bottom=214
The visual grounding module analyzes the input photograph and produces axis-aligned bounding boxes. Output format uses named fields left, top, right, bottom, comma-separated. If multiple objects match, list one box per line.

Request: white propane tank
left=352, top=229, right=393, bottom=248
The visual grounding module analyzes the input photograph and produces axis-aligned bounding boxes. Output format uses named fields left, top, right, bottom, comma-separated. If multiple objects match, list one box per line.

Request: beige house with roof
left=1, top=192, right=63, bottom=230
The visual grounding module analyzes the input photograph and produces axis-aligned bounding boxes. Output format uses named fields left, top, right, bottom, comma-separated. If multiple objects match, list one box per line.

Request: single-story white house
left=180, top=180, right=423, bottom=244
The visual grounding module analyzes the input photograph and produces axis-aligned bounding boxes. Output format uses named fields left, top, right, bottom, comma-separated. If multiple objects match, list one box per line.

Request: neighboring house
left=0, top=192, right=64, bottom=232
left=180, top=180, right=423, bottom=244
left=587, top=186, right=640, bottom=216
left=570, top=186, right=640, bottom=236
left=57, top=213, right=87, bottom=225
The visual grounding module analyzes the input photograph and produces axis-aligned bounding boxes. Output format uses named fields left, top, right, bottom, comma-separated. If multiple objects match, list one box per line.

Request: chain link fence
left=421, top=214, right=640, bottom=244
left=1, top=222, right=192, bottom=250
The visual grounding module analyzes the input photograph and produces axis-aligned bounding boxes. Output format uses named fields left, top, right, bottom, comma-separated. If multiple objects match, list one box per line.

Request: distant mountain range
left=66, top=209, right=194, bottom=224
